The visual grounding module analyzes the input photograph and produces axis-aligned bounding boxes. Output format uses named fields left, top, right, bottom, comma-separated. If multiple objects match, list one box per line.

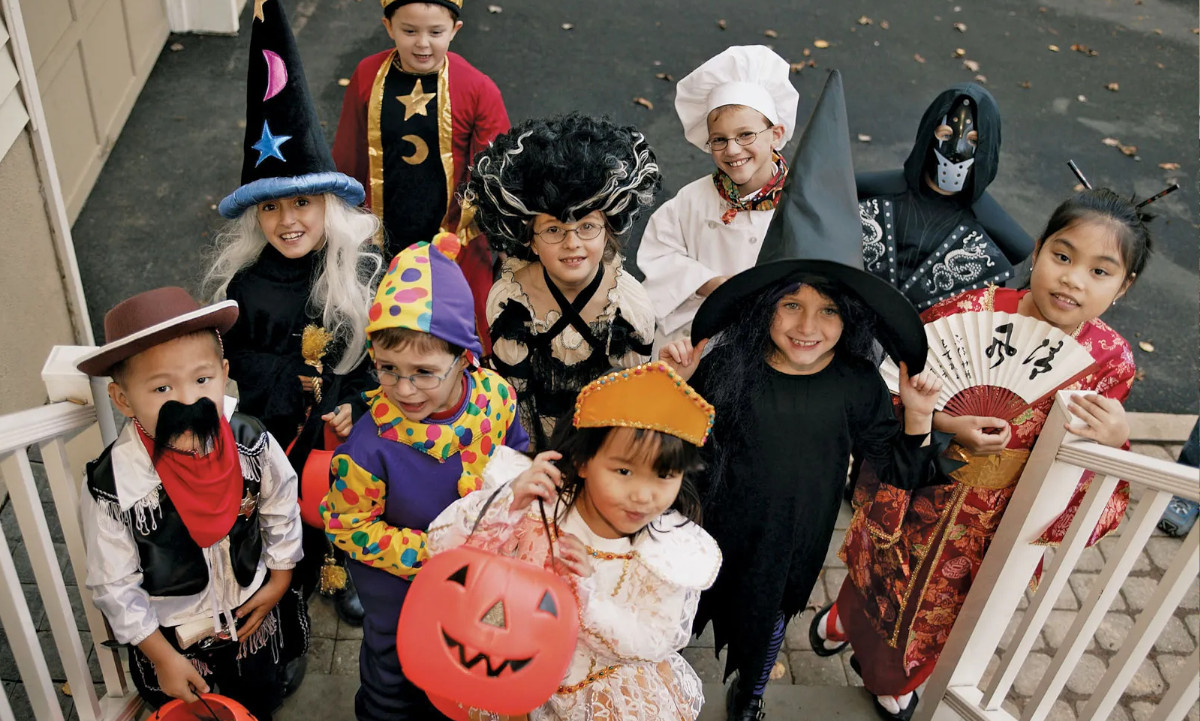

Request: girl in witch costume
left=638, top=45, right=799, bottom=350
left=463, top=114, right=660, bottom=450
left=661, top=71, right=952, bottom=721
left=203, top=0, right=383, bottom=626
left=426, top=362, right=721, bottom=721
left=817, top=187, right=1149, bottom=721
left=77, top=288, right=308, bottom=721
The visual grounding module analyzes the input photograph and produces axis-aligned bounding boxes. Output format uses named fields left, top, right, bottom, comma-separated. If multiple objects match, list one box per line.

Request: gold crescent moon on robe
left=401, top=135, right=429, bottom=165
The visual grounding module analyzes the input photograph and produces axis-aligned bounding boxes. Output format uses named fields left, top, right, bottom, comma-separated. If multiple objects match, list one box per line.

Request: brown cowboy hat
left=76, top=287, right=239, bottom=377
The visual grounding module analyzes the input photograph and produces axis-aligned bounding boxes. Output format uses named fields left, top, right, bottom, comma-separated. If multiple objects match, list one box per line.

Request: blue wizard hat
left=218, top=0, right=364, bottom=218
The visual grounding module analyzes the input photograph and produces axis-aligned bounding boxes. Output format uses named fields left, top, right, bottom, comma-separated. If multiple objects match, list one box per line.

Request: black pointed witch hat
left=691, top=70, right=928, bottom=371
left=218, top=0, right=364, bottom=218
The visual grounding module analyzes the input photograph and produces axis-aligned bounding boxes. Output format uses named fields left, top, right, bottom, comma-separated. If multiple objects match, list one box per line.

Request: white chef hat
left=675, top=45, right=801, bottom=152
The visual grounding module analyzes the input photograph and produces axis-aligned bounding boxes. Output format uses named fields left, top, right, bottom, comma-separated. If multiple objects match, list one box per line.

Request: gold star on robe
left=253, top=0, right=269, bottom=21
left=396, top=78, right=436, bottom=122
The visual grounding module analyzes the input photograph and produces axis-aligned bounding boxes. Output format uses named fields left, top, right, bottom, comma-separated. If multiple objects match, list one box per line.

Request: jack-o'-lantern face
left=397, top=546, right=580, bottom=715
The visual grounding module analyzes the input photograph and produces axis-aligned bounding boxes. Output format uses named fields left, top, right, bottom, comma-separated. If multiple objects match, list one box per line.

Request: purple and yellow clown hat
left=366, top=233, right=482, bottom=362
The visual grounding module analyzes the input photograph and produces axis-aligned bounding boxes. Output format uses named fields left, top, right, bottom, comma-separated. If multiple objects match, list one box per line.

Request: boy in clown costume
left=320, top=232, right=528, bottom=720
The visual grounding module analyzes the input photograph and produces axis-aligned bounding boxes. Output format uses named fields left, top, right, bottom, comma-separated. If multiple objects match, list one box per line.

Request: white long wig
left=203, top=193, right=383, bottom=375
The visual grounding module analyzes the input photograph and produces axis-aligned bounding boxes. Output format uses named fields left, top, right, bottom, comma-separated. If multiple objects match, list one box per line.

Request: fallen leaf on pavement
left=1078, top=95, right=1087, bottom=102
left=802, top=48, right=811, bottom=57
left=764, top=29, right=779, bottom=38
left=1070, top=43, right=1098, bottom=56
left=880, top=20, right=890, bottom=29
left=814, top=39, right=831, bottom=48
left=857, top=16, right=872, bottom=25
left=1138, top=341, right=1155, bottom=353
left=914, top=53, right=926, bottom=63
left=1048, top=44, right=1060, bottom=52
left=807, top=59, right=817, bottom=67
left=1159, top=162, right=1181, bottom=170
left=1072, top=183, right=1085, bottom=191
left=857, top=134, right=872, bottom=142
left=1118, top=143, right=1137, bottom=157
left=487, top=4, right=502, bottom=12
left=655, top=72, right=673, bottom=81
left=717, top=18, right=727, bottom=30
left=1039, top=6, right=1048, bottom=11
left=953, top=48, right=966, bottom=57
left=1102, top=137, right=1120, bottom=147
left=633, top=97, right=653, bottom=110
left=953, top=22, right=967, bottom=32
left=169, top=42, right=184, bottom=51
left=963, top=59, right=980, bottom=72
left=561, top=22, right=574, bottom=30
left=974, top=74, right=988, bottom=83
left=337, top=78, right=351, bottom=87
left=1018, top=81, right=1032, bottom=89
left=789, top=62, right=806, bottom=73
left=1106, top=82, right=1119, bottom=92
left=1134, top=368, right=1147, bottom=381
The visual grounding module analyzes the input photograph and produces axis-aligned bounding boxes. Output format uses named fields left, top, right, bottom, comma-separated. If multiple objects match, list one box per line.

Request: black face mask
left=928, top=96, right=978, bottom=193
left=151, top=397, right=222, bottom=459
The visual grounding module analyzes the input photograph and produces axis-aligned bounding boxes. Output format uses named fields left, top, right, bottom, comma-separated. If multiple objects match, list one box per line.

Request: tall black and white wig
left=463, top=113, right=662, bottom=261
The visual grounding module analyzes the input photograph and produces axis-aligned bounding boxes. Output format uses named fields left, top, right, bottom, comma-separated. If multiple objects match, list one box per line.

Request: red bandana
left=136, top=418, right=244, bottom=549
left=712, top=151, right=789, bottom=225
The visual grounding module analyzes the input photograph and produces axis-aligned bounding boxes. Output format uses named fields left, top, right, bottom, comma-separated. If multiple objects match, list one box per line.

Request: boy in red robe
left=332, top=0, right=509, bottom=354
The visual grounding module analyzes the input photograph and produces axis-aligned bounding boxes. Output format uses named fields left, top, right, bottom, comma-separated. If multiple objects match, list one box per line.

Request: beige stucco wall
left=0, top=129, right=77, bottom=415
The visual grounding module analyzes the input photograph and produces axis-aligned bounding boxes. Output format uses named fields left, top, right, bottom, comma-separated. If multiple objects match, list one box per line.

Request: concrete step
left=276, top=676, right=880, bottom=720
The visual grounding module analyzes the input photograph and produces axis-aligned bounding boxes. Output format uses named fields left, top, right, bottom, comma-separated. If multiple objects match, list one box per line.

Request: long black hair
left=1034, top=188, right=1153, bottom=283
left=701, top=274, right=879, bottom=502
left=544, top=416, right=704, bottom=538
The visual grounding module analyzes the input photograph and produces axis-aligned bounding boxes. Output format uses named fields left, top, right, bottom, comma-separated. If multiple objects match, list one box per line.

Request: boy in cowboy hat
left=77, top=287, right=308, bottom=721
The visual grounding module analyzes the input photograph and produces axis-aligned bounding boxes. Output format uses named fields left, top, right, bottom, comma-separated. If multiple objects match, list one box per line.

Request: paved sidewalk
left=0, top=414, right=1195, bottom=720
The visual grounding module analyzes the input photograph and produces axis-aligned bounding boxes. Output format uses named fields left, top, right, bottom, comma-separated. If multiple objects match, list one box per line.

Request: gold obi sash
left=946, top=443, right=1031, bottom=490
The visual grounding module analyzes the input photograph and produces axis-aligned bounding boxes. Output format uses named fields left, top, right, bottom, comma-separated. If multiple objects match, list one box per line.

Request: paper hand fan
left=880, top=311, right=1098, bottom=421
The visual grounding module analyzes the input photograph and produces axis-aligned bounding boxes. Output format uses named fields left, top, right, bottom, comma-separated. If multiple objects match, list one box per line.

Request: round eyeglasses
left=533, top=221, right=606, bottom=244
left=705, top=126, right=776, bottom=152
left=371, top=362, right=457, bottom=390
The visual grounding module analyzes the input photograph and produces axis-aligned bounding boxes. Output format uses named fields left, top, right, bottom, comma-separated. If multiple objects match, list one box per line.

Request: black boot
left=281, top=654, right=308, bottom=698
left=333, top=570, right=365, bottom=627
left=725, top=675, right=765, bottom=721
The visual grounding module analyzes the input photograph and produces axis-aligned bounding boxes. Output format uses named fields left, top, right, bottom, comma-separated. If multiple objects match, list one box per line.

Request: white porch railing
left=917, top=392, right=1200, bottom=721
left=0, top=349, right=139, bottom=721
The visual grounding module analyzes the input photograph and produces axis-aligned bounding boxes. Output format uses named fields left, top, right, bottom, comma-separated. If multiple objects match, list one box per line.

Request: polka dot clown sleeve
left=320, top=452, right=430, bottom=578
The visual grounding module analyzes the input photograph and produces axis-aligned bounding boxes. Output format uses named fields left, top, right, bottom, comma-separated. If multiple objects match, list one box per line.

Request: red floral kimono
left=836, top=285, right=1136, bottom=695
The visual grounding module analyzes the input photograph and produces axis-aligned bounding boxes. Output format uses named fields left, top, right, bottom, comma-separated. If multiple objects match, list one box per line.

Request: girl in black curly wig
left=464, top=113, right=662, bottom=449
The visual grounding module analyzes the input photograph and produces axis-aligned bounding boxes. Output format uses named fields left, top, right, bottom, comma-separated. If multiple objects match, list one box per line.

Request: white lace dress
left=427, top=446, right=722, bottom=721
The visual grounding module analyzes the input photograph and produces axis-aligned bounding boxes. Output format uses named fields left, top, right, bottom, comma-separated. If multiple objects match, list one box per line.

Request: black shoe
left=281, top=654, right=308, bottom=698
left=725, top=676, right=765, bottom=721
left=334, top=578, right=365, bottom=627
left=849, top=655, right=919, bottom=721
left=809, top=603, right=848, bottom=657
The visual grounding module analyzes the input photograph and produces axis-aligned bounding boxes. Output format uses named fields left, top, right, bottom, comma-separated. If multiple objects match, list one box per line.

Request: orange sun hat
left=572, top=361, right=715, bottom=446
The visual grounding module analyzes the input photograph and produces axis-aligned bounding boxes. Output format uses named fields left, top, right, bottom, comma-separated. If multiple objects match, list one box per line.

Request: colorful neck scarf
left=712, top=151, right=789, bottom=225
left=135, top=418, right=243, bottom=548
left=366, top=367, right=517, bottom=497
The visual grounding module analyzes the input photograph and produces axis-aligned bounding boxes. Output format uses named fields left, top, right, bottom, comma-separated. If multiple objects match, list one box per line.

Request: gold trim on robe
left=367, top=52, right=458, bottom=247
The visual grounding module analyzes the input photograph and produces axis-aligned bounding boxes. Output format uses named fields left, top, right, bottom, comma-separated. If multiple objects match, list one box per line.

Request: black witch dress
left=485, top=258, right=655, bottom=450
left=223, top=243, right=381, bottom=589
left=689, top=349, right=948, bottom=683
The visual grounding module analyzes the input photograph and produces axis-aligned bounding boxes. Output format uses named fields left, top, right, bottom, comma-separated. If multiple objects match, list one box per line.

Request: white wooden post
left=914, top=394, right=1086, bottom=721
left=0, top=527, right=63, bottom=721
left=163, top=0, right=247, bottom=34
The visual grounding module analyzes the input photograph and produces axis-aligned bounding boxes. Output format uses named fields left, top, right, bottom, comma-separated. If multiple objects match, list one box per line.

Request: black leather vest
left=86, top=413, right=269, bottom=597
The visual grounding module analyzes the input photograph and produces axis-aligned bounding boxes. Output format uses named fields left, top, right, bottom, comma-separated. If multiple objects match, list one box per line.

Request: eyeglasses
left=705, top=126, right=775, bottom=152
left=371, top=360, right=458, bottom=390
left=533, top=221, right=606, bottom=244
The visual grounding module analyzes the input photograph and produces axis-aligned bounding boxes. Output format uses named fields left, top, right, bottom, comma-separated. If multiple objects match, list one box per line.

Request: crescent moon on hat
left=401, top=135, right=428, bottom=165
left=263, top=50, right=288, bottom=101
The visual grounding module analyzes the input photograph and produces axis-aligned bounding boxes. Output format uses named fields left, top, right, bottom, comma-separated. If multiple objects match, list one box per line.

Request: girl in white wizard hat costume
left=638, top=45, right=800, bottom=352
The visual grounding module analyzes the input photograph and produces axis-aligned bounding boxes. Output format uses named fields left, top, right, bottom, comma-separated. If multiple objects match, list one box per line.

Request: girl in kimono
left=427, top=362, right=722, bottom=721
left=818, top=188, right=1150, bottom=721
left=638, top=45, right=800, bottom=350
left=464, top=114, right=659, bottom=450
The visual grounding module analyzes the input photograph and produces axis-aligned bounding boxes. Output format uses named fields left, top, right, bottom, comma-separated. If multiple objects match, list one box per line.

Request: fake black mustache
left=152, top=397, right=221, bottom=459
